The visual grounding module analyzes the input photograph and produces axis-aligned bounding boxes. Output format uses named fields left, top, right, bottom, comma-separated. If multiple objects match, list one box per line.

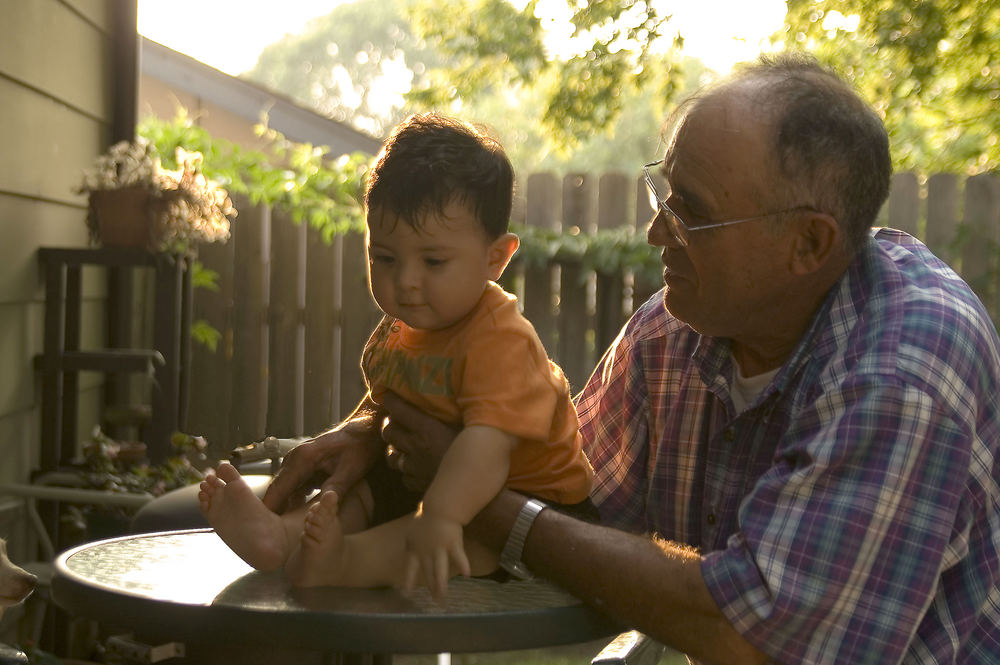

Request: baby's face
left=366, top=200, right=495, bottom=330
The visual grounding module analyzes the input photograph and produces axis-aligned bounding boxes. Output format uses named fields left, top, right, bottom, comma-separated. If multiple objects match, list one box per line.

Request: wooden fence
left=184, top=171, right=1000, bottom=452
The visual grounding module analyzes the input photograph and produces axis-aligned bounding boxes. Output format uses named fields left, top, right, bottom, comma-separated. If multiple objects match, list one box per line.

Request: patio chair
left=0, top=474, right=154, bottom=652
left=591, top=630, right=666, bottom=665
left=0, top=643, right=28, bottom=665
left=127, top=436, right=301, bottom=533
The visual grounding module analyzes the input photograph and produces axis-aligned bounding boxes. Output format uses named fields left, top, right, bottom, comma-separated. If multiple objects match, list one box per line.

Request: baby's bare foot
left=285, top=491, right=351, bottom=587
left=199, top=462, right=290, bottom=571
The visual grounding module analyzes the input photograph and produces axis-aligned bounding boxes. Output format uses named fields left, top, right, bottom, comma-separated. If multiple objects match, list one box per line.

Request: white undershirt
left=730, top=362, right=780, bottom=413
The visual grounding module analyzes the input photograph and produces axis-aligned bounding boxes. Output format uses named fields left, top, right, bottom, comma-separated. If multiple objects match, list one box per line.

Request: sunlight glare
left=139, top=0, right=787, bottom=77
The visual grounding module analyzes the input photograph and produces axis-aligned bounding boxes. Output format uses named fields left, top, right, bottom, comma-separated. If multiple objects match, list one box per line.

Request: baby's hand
left=403, top=507, right=470, bottom=598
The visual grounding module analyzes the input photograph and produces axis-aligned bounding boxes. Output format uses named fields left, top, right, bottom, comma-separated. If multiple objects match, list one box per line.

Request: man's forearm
left=468, top=490, right=769, bottom=665
left=337, top=395, right=382, bottom=433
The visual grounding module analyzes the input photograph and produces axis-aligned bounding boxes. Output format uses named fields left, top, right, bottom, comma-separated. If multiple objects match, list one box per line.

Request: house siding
left=0, top=0, right=121, bottom=563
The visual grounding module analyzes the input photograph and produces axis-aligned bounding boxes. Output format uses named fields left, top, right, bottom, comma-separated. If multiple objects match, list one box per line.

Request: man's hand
left=403, top=506, right=471, bottom=598
left=262, top=413, right=382, bottom=514
left=381, top=392, right=459, bottom=492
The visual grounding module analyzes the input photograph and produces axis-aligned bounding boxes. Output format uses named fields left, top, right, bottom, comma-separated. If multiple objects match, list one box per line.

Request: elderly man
left=265, top=53, right=1000, bottom=664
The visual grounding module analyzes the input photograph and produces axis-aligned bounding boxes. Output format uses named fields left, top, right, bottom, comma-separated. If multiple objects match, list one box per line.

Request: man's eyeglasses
left=643, top=160, right=818, bottom=247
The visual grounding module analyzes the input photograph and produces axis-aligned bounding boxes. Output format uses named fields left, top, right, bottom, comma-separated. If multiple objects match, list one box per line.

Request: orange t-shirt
left=362, top=282, right=593, bottom=504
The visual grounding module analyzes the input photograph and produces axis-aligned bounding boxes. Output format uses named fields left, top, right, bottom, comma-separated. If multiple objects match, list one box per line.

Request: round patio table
left=52, top=528, right=619, bottom=663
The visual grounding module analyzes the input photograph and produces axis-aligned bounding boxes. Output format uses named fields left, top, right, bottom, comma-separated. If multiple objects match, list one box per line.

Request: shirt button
left=723, top=428, right=735, bottom=441
left=706, top=512, right=716, bottom=525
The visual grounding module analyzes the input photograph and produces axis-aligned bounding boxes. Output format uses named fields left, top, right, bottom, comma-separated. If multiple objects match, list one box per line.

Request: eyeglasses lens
left=646, top=187, right=686, bottom=246
left=644, top=162, right=690, bottom=246
left=646, top=183, right=660, bottom=213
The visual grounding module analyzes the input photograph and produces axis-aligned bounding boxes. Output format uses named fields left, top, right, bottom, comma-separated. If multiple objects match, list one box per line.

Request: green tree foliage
left=247, top=0, right=445, bottom=137
left=237, top=0, right=709, bottom=275
left=407, top=0, right=685, bottom=150
left=782, top=0, right=1000, bottom=173
left=243, top=0, right=709, bottom=175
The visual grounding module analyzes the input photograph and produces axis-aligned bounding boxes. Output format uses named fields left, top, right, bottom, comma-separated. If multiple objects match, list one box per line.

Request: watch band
left=499, top=498, right=547, bottom=580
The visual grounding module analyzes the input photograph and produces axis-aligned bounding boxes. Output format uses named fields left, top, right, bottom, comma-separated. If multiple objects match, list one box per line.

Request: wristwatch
left=499, top=498, right=547, bottom=580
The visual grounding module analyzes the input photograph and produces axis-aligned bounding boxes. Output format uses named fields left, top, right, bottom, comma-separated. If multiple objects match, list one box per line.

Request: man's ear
left=790, top=212, right=840, bottom=275
left=487, top=232, right=520, bottom=281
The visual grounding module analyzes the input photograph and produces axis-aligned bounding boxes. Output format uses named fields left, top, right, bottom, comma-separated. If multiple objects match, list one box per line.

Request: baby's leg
left=199, top=462, right=302, bottom=571
left=284, top=490, right=356, bottom=587
left=284, top=498, right=498, bottom=589
left=334, top=479, right=374, bottom=535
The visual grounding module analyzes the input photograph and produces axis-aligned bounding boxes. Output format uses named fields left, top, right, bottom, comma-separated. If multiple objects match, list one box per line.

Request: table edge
left=51, top=529, right=622, bottom=654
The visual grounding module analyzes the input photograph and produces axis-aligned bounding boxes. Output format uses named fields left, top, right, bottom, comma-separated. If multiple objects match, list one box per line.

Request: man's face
left=646, top=97, right=798, bottom=341
left=366, top=200, right=495, bottom=331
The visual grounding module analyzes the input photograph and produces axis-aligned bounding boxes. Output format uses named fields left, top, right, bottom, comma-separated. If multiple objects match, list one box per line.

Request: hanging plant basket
left=87, top=185, right=167, bottom=251
left=77, top=139, right=235, bottom=254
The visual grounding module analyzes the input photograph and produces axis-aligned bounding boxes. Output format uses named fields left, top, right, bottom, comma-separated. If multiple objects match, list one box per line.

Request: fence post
left=888, top=173, right=920, bottom=237
left=266, top=212, right=307, bottom=438
left=185, top=224, right=234, bottom=455
left=522, top=173, right=560, bottom=355
left=303, top=229, right=341, bottom=435
left=228, top=203, right=271, bottom=445
left=961, top=174, right=1000, bottom=319
left=559, top=174, right=596, bottom=391
left=595, top=172, right=630, bottom=359
left=338, top=230, right=381, bottom=421
left=925, top=173, right=959, bottom=265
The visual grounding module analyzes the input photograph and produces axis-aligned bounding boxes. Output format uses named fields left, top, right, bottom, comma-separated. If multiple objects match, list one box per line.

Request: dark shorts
left=366, top=455, right=423, bottom=526
left=365, top=456, right=599, bottom=582
left=365, top=455, right=601, bottom=526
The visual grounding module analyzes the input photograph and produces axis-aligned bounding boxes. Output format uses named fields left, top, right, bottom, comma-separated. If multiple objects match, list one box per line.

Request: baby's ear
left=488, top=232, right=520, bottom=281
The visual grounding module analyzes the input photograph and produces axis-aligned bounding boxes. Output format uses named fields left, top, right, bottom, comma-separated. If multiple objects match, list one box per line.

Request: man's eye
left=424, top=258, right=447, bottom=267
left=666, top=197, right=705, bottom=226
left=371, top=255, right=394, bottom=265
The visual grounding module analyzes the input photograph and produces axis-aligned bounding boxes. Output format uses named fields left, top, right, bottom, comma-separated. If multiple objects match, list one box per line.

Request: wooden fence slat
left=523, top=173, right=560, bottom=355
left=558, top=174, right=595, bottom=391
left=267, top=211, right=306, bottom=437
left=304, top=229, right=340, bottom=435
left=338, top=230, right=380, bottom=421
left=185, top=228, right=234, bottom=455
left=888, top=173, right=920, bottom=237
left=926, top=173, right=959, bottom=265
left=961, top=174, right=1000, bottom=319
left=228, top=203, right=270, bottom=445
left=596, top=172, right=630, bottom=357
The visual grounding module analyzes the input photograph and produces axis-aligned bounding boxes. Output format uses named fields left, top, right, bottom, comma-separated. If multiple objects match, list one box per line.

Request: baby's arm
left=404, top=424, right=517, bottom=596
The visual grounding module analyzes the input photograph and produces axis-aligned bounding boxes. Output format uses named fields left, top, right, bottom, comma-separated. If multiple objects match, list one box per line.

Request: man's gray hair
left=727, top=52, right=893, bottom=256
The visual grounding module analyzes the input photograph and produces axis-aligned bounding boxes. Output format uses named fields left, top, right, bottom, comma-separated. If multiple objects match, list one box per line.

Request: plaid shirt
left=579, top=229, right=1000, bottom=664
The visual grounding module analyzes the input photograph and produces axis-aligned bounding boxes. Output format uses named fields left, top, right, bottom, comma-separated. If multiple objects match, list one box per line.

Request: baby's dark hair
left=364, top=113, right=514, bottom=239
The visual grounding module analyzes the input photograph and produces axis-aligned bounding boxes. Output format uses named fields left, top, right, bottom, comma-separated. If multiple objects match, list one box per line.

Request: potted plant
left=60, top=428, right=213, bottom=543
left=76, top=138, right=236, bottom=253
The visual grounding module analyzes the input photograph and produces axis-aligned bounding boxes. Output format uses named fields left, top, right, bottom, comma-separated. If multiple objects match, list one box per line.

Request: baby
left=199, top=113, right=594, bottom=596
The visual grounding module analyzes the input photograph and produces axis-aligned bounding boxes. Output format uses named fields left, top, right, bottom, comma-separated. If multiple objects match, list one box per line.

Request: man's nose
left=646, top=210, right=681, bottom=248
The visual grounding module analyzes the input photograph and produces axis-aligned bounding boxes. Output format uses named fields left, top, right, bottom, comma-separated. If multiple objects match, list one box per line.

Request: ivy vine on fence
left=139, top=112, right=369, bottom=241
left=139, top=112, right=660, bottom=286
